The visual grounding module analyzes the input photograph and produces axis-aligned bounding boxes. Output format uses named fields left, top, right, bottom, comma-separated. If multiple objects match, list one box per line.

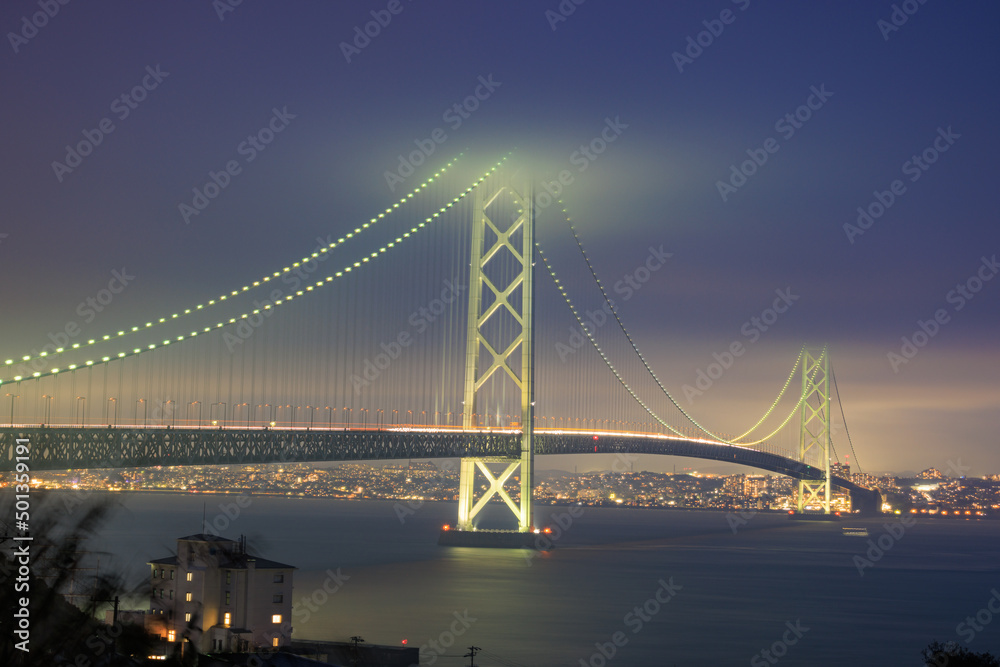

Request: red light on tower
left=592, top=435, right=598, bottom=441
left=401, top=639, right=408, bottom=645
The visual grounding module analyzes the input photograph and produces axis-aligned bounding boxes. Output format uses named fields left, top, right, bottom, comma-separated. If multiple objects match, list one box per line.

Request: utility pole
left=351, top=635, right=365, bottom=667
left=464, top=645, right=481, bottom=667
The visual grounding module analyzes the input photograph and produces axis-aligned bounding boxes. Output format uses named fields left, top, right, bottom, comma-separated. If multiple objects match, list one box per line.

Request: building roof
left=147, top=536, right=296, bottom=570
left=148, top=556, right=179, bottom=565
left=178, top=533, right=238, bottom=543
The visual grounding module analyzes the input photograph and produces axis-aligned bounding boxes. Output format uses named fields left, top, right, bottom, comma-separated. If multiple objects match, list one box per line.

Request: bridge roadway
left=0, top=426, right=881, bottom=513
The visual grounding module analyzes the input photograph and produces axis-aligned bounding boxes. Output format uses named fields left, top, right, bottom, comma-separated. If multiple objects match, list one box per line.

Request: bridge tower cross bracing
left=797, top=345, right=831, bottom=513
left=458, top=174, right=535, bottom=533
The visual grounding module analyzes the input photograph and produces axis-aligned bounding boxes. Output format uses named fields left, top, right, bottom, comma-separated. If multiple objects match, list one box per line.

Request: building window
left=159, top=589, right=163, bottom=599
left=185, top=592, right=192, bottom=602
left=273, top=574, right=283, bottom=583
left=225, top=592, right=231, bottom=605
left=272, top=614, right=282, bottom=624
left=167, top=630, right=175, bottom=642
left=153, top=569, right=158, bottom=579
left=226, top=571, right=231, bottom=584
left=169, top=590, right=173, bottom=600
left=223, top=612, right=231, bottom=627
left=186, top=572, right=192, bottom=582
left=272, top=637, right=279, bottom=648
left=169, top=570, right=175, bottom=580
left=185, top=613, right=192, bottom=622
left=273, top=594, right=283, bottom=603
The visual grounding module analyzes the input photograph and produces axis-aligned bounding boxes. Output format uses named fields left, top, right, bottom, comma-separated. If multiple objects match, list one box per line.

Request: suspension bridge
left=0, top=154, right=882, bottom=541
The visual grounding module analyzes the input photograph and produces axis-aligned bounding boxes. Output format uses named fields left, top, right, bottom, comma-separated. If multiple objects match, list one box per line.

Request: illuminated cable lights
left=5, top=155, right=509, bottom=386
left=1, top=154, right=464, bottom=375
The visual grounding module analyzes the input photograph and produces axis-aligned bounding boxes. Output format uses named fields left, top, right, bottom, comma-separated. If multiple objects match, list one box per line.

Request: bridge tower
left=797, top=346, right=831, bottom=513
left=456, top=173, right=535, bottom=534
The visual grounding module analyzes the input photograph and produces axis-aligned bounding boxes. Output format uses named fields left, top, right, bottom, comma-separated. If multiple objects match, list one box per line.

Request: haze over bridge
left=0, top=156, right=881, bottom=529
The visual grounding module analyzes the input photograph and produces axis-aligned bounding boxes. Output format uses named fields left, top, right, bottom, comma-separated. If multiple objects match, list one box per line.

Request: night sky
left=1, top=1, right=998, bottom=475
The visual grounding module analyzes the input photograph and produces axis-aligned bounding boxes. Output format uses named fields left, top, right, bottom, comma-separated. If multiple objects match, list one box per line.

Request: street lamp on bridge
left=235, top=403, right=249, bottom=428
left=361, top=408, right=368, bottom=430
left=6, top=393, right=19, bottom=426
left=108, top=397, right=118, bottom=428
left=41, top=394, right=53, bottom=426
left=210, top=402, right=227, bottom=428
left=188, top=401, right=202, bottom=427
left=135, top=398, right=147, bottom=428
left=76, top=396, right=86, bottom=426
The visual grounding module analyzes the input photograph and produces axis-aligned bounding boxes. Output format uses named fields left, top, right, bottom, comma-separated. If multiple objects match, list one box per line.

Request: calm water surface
left=84, top=493, right=1000, bottom=666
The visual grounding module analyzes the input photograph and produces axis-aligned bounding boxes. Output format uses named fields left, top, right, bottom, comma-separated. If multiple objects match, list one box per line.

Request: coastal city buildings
left=16, top=461, right=1000, bottom=517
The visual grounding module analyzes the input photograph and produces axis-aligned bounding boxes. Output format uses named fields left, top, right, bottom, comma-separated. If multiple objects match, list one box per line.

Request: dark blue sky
left=1, top=1, right=998, bottom=474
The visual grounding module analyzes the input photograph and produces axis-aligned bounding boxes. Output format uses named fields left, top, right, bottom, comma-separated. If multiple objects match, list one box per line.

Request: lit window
left=167, top=630, right=175, bottom=642
left=153, top=569, right=159, bottom=579
left=224, top=612, right=231, bottom=627
left=169, top=570, right=175, bottom=580
left=273, top=574, right=283, bottom=583
left=271, top=614, right=282, bottom=624
left=226, top=571, right=232, bottom=584
left=185, top=613, right=191, bottom=622
left=225, top=592, right=231, bottom=605
left=186, top=572, right=192, bottom=582
left=272, top=637, right=279, bottom=647
left=273, top=594, right=283, bottom=603
left=185, top=592, right=192, bottom=602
